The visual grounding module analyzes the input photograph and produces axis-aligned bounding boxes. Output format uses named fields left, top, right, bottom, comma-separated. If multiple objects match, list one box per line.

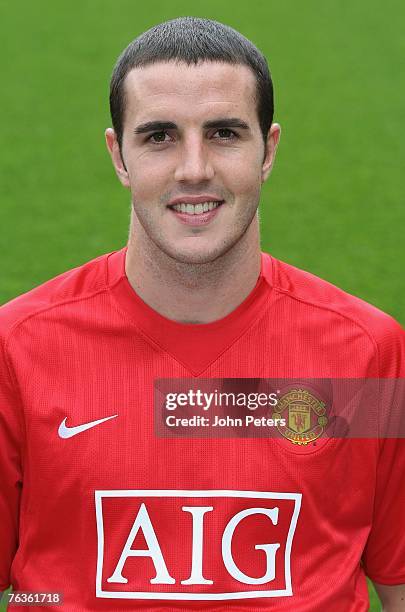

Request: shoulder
left=265, top=254, right=405, bottom=375
left=270, top=256, right=399, bottom=329
left=0, top=250, right=116, bottom=342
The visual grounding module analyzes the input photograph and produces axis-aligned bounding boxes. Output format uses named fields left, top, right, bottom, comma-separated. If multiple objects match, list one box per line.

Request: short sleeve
left=362, top=437, right=405, bottom=584
left=0, top=334, right=24, bottom=591
left=362, top=318, right=405, bottom=584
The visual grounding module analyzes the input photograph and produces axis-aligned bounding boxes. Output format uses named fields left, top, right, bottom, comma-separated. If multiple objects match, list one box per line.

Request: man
left=1, top=17, right=404, bottom=610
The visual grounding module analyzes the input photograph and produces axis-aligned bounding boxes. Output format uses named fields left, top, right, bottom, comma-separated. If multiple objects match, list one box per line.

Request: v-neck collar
left=107, top=248, right=273, bottom=375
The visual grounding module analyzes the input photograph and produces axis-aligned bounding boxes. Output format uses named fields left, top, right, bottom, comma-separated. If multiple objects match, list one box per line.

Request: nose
left=174, top=135, right=214, bottom=183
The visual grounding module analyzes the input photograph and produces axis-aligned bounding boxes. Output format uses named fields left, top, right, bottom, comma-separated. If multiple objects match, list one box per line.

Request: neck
left=125, top=214, right=261, bottom=324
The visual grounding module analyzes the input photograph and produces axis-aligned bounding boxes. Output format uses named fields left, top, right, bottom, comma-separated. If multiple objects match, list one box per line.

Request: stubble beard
left=128, top=194, right=261, bottom=284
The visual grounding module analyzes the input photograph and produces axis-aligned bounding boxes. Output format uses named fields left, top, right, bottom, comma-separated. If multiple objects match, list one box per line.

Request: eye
left=149, top=131, right=171, bottom=144
left=213, top=128, right=237, bottom=140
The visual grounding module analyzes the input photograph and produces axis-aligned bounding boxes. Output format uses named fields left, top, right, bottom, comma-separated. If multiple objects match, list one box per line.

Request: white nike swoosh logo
left=58, top=414, right=118, bottom=439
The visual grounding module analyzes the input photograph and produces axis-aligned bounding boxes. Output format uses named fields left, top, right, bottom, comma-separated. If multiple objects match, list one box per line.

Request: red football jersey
left=0, top=248, right=404, bottom=611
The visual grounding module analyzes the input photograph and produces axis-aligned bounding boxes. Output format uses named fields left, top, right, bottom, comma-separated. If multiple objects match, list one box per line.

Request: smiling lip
left=167, top=195, right=224, bottom=226
left=168, top=195, right=224, bottom=206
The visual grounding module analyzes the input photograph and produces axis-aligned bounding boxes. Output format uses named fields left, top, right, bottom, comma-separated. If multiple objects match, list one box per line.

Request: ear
left=105, top=128, right=130, bottom=188
left=261, top=123, right=281, bottom=183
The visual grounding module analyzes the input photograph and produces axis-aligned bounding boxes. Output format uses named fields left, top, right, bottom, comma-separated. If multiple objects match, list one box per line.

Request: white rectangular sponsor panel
left=95, top=489, right=302, bottom=600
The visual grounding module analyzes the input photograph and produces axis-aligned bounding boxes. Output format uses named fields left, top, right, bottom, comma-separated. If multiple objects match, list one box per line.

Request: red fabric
left=0, top=248, right=404, bottom=610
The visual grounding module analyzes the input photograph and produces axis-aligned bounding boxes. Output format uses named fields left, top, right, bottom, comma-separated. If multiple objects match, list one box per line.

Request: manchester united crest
left=272, top=388, right=328, bottom=445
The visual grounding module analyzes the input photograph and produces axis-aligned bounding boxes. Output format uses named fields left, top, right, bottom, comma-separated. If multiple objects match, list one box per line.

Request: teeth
left=171, top=201, right=221, bottom=214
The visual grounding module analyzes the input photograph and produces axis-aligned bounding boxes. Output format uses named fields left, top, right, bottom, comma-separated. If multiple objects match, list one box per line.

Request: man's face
left=106, top=61, right=280, bottom=264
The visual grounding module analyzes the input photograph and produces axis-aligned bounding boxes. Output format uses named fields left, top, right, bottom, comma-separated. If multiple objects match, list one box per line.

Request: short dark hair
left=109, top=17, right=274, bottom=150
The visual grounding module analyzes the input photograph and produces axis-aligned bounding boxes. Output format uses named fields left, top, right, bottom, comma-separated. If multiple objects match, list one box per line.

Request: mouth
left=167, top=200, right=224, bottom=225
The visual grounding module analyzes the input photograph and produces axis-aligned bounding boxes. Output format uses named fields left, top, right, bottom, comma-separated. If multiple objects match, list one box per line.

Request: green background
left=2, top=0, right=405, bottom=609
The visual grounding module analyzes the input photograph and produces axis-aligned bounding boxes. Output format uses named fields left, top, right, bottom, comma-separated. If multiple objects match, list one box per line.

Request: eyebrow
left=134, top=121, right=177, bottom=134
left=203, top=118, right=250, bottom=130
left=133, top=117, right=250, bottom=135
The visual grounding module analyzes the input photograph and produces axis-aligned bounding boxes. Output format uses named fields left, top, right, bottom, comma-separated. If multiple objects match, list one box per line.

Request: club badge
left=272, top=388, right=328, bottom=445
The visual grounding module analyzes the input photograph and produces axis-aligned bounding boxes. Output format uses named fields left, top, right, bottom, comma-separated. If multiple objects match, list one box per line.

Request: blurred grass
left=368, top=581, right=382, bottom=610
left=0, top=0, right=404, bottom=323
left=0, top=1, right=401, bottom=610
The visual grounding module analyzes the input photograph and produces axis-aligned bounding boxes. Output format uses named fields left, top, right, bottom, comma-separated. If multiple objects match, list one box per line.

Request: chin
left=164, top=244, right=234, bottom=266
